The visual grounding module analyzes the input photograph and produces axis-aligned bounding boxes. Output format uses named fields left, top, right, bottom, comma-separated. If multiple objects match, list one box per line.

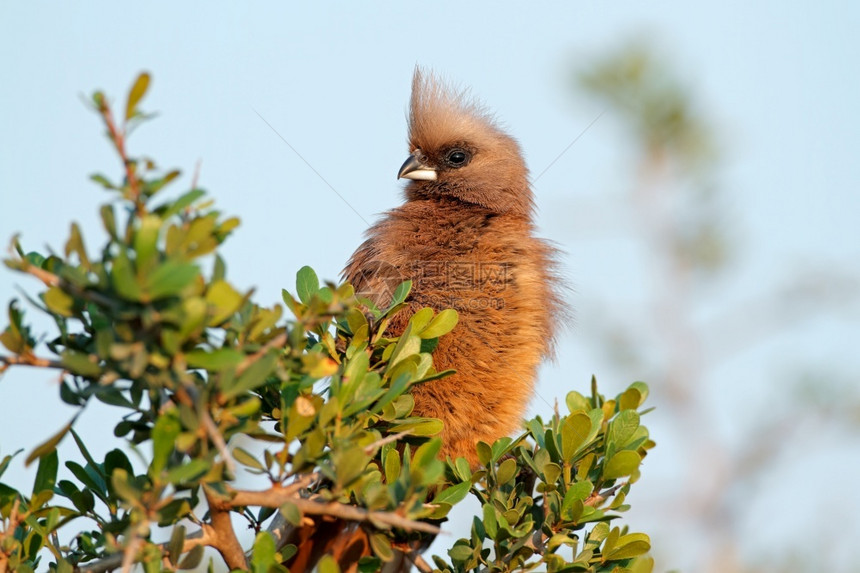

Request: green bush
left=0, top=74, right=655, bottom=573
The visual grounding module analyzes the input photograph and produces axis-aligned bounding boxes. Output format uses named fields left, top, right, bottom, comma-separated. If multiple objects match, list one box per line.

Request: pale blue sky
left=1, top=2, right=859, bottom=571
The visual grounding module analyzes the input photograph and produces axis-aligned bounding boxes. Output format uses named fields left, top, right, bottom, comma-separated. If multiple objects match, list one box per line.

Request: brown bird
left=343, top=68, right=565, bottom=466
left=285, top=69, right=566, bottom=573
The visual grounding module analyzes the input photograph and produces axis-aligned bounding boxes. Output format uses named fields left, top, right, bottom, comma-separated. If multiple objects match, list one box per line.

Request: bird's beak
left=398, top=150, right=437, bottom=181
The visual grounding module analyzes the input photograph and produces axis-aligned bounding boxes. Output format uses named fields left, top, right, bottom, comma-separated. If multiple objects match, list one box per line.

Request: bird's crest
left=408, top=68, right=505, bottom=152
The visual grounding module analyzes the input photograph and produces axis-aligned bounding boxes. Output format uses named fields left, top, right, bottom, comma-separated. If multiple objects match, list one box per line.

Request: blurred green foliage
left=0, top=74, right=655, bottom=572
left=578, top=42, right=728, bottom=275
left=578, top=41, right=715, bottom=170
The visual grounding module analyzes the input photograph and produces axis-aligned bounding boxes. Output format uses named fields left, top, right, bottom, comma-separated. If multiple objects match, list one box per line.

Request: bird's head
left=399, top=68, right=534, bottom=216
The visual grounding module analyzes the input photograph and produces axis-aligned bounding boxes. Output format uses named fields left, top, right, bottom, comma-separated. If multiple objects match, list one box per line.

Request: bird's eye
left=444, top=148, right=470, bottom=168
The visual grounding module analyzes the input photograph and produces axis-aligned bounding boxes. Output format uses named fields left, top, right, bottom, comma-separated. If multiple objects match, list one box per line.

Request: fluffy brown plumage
left=343, top=68, right=565, bottom=466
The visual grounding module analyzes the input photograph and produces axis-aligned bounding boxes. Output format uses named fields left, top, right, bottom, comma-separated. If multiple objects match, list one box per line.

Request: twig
left=119, top=534, right=143, bottom=573
left=0, top=354, right=64, bottom=369
left=585, top=483, right=626, bottom=507
left=236, top=332, right=287, bottom=376
left=281, top=471, right=322, bottom=496
left=261, top=472, right=322, bottom=548
left=173, top=384, right=236, bottom=475
left=407, top=551, right=434, bottom=573
left=0, top=499, right=23, bottom=573
left=21, top=263, right=59, bottom=287
left=97, top=97, right=142, bottom=214
left=200, top=409, right=236, bottom=475
left=16, top=261, right=118, bottom=310
left=78, top=528, right=211, bottom=572
left=229, top=485, right=441, bottom=535
left=204, top=486, right=248, bottom=570
left=190, top=159, right=202, bottom=191
left=363, top=430, right=412, bottom=455
left=523, top=530, right=546, bottom=555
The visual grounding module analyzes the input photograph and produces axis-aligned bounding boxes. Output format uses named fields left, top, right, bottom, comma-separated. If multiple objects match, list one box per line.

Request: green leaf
left=604, top=532, right=651, bottom=560
left=186, top=348, right=243, bottom=371
left=167, top=525, right=186, bottom=565
left=250, top=531, right=278, bottom=573
left=126, top=72, right=151, bottom=120
left=318, top=286, right=333, bottom=303
left=448, top=544, right=473, bottom=563
left=0, top=449, right=22, bottom=480
left=408, top=307, right=434, bottom=332
left=111, top=250, right=143, bottom=301
left=561, top=412, right=594, bottom=461
left=26, top=417, right=75, bottom=466
left=164, top=459, right=209, bottom=484
left=357, top=556, right=381, bottom=573
left=476, top=441, right=492, bottom=466
left=332, top=446, right=370, bottom=489
left=388, top=280, right=412, bottom=308
left=434, top=480, right=471, bottom=506
left=105, top=449, right=134, bottom=479
left=547, top=532, right=577, bottom=551
left=233, top=447, right=266, bottom=472
left=61, top=350, right=101, bottom=377
left=455, top=457, right=471, bottom=482
left=279, top=501, right=303, bottom=527
left=144, top=169, right=180, bottom=197
left=70, top=429, right=99, bottom=468
left=110, top=468, right=139, bottom=502
left=65, top=222, right=91, bottom=268
left=607, top=410, right=640, bottom=451
left=222, top=349, right=278, bottom=400
left=213, top=254, right=227, bottom=281
left=567, top=479, right=594, bottom=503
left=161, top=188, right=206, bottom=218
left=491, top=436, right=514, bottom=461
left=32, top=450, right=58, bottom=495
left=412, top=438, right=442, bottom=469
left=369, top=533, right=394, bottom=562
left=543, top=462, right=562, bottom=484
left=562, top=480, right=593, bottom=522
left=225, top=397, right=261, bottom=418
left=318, top=555, right=341, bottom=573
left=296, top=266, right=320, bottom=305
left=150, top=412, right=180, bottom=475
left=419, top=309, right=459, bottom=339
left=65, top=461, right=106, bottom=498
left=603, top=450, right=641, bottom=479
left=100, top=204, right=118, bottom=239
left=629, top=381, right=650, bottom=406
left=218, top=216, right=240, bottom=236
left=373, top=372, right=411, bottom=415
left=342, top=350, right=369, bottom=391
left=544, top=428, right=561, bottom=462
left=389, top=417, right=443, bottom=437
left=383, top=450, right=402, bottom=487
left=145, top=260, right=199, bottom=300
left=388, top=333, right=421, bottom=369
left=481, top=503, right=498, bottom=538
left=95, top=388, right=133, bottom=408
left=205, top=280, right=244, bottom=325
left=566, top=390, right=590, bottom=413
left=177, top=545, right=205, bottom=570
left=134, top=214, right=162, bottom=273
left=90, top=173, right=117, bottom=190
left=43, top=286, right=75, bottom=317
left=496, top=457, right=518, bottom=485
